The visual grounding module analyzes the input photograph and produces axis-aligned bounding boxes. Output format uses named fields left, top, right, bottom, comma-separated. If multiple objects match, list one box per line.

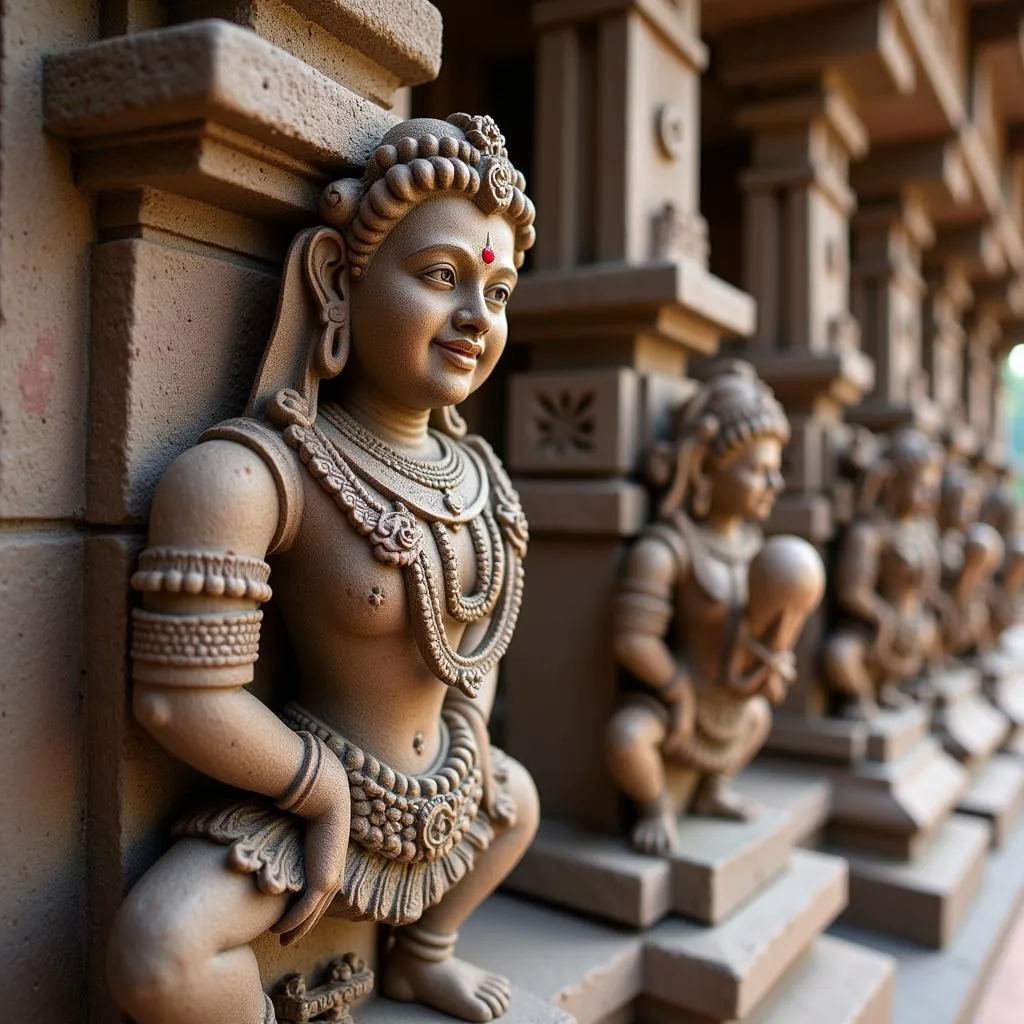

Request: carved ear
left=304, top=227, right=351, bottom=381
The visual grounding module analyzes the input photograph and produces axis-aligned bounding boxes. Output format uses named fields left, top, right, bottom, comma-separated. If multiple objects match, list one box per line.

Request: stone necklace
left=281, top=403, right=527, bottom=698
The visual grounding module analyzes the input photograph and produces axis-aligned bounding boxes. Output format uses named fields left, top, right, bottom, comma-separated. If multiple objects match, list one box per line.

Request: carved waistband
left=280, top=702, right=484, bottom=866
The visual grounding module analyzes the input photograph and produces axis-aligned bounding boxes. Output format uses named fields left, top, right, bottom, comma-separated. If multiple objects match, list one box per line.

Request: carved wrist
left=276, top=731, right=344, bottom=819
left=132, top=546, right=272, bottom=602
left=657, top=672, right=692, bottom=704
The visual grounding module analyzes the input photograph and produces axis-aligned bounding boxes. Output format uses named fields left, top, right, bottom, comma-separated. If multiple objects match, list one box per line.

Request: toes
left=481, top=975, right=510, bottom=1004
left=477, top=990, right=502, bottom=1019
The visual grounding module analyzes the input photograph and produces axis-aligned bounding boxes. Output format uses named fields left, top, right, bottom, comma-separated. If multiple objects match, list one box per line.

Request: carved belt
left=281, top=703, right=484, bottom=866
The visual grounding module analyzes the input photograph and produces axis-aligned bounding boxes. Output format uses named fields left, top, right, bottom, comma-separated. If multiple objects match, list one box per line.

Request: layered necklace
left=281, top=401, right=528, bottom=698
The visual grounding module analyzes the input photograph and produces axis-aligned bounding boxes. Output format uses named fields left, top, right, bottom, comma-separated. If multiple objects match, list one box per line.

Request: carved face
left=347, top=196, right=518, bottom=410
left=707, top=437, right=784, bottom=522
left=890, top=459, right=941, bottom=517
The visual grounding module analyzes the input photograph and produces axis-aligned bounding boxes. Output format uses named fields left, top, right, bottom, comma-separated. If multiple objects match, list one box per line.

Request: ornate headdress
left=320, top=113, right=536, bottom=277
left=652, top=360, right=791, bottom=519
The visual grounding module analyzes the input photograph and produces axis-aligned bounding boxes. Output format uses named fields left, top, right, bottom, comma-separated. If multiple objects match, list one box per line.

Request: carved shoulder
left=621, top=530, right=685, bottom=594
left=148, top=439, right=281, bottom=558
left=835, top=519, right=882, bottom=589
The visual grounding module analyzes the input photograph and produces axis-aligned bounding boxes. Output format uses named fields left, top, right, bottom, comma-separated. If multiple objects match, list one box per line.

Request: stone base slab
left=830, top=797, right=1024, bottom=1023
left=357, top=987, right=575, bottom=1024
left=456, top=850, right=846, bottom=1024
left=823, top=738, right=968, bottom=858
left=955, top=754, right=1024, bottom=847
left=830, top=814, right=990, bottom=949
left=633, top=934, right=894, bottom=1024
left=505, top=769, right=829, bottom=928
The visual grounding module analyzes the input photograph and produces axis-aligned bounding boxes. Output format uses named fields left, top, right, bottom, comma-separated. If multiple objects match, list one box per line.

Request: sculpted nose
left=453, top=298, right=490, bottom=337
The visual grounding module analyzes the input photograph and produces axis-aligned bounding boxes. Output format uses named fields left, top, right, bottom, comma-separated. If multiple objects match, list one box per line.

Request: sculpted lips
left=433, top=337, right=484, bottom=371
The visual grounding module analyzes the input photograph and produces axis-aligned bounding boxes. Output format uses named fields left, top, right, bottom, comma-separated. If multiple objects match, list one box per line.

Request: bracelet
left=132, top=608, right=262, bottom=669
left=276, top=731, right=332, bottom=816
left=132, top=546, right=272, bottom=602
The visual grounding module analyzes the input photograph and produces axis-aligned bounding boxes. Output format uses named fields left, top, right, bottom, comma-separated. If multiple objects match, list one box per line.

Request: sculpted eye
left=423, top=265, right=456, bottom=287
left=487, top=284, right=511, bottom=305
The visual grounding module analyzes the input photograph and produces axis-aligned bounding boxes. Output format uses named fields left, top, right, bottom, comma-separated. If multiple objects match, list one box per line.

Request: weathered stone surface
left=644, top=850, right=848, bottom=1020
left=359, top=988, right=576, bottom=1024
left=955, top=754, right=1024, bottom=848
left=0, top=0, right=95, bottom=519
left=831, top=802, right=1024, bottom=1023
left=506, top=770, right=829, bottom=928
left=88, top=238, right=278, bottom=524
left=0, top=533, right=86, bottom=1019
left=836, top=814, right=990, bottom=949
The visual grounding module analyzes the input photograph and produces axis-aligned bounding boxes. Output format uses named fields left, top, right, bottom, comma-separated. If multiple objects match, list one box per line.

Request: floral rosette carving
left=368, top=504, right=423, bottom=566
left=478, top=155, right=514, bottom=215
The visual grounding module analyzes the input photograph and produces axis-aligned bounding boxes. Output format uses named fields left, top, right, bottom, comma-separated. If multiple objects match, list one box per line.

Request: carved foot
left=879, top=683, right=914, bottom=710
left=630, top=806, right=679, bottom=856
left=842, top=695, right=879, bottom=721
left=691, top=775, right=758, bottom=822
left=383, top=930, right=511, bottom=1022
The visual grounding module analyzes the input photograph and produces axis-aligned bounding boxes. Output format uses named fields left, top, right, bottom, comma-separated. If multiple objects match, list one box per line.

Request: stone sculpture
left=608, top=361, right=825, bottom=856
left=981, top=472, right=1024, bottom=643
left=106, top=113, right=539, bottom=1024
left=936, top=459, right=1004, bottom=657
left=822, top=428, right=945, bottom=718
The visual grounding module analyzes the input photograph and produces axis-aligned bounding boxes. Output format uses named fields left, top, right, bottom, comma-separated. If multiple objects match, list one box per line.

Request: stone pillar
left=501, top=0, right=753, bottom=834
left=42, top=7, right=441, bottom=1021
left=923, top=265, right=975, bottom=449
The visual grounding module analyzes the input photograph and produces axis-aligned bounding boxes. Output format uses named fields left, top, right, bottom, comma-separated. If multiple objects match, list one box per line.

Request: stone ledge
left=357, top=987, right=576, bottom=1024
left=956, top=754, right=1024, bottom=848
left=44, top=20, right=396, bottom=218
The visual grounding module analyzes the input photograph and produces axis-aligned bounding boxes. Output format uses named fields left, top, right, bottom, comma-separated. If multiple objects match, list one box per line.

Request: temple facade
left=4, top=1, right=1024, bottom=1022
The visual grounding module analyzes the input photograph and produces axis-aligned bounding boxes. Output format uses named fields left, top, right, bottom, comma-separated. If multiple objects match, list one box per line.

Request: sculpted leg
left=382, top=755, right=539, bottom=1022
left=107, top=838, right=289, bottom=1024
left=823, top=633, right=879, bottom=719
left=606, top=703, right=680, bottom=855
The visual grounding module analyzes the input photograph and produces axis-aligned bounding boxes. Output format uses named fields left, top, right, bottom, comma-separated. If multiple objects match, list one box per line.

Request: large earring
left=305, top=229, right=350, bottom=382
left=691, top=473, right=712, bottom=519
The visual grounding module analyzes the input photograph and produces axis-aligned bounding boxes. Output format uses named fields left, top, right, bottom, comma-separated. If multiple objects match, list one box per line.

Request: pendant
left=444, top=489, right=464, bottom=515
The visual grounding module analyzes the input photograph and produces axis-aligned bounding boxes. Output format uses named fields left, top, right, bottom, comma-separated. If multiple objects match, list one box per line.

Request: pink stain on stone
left=18, top=331, right=56, bottom=418
left=973, top=909, right=1024, bottom=1023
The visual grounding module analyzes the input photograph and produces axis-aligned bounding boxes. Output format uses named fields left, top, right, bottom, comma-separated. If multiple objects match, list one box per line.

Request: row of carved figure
left=104, top=113, right=1024, bottom=1024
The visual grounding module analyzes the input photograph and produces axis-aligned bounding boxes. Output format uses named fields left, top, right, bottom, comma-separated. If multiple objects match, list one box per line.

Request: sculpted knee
left=107, top=884, right=203, bottom=1016
left=822, top=635, right=861, bottom=692
left=606, top=708, right=652, bottom=758
left=504, top=755, right=540, bottom=842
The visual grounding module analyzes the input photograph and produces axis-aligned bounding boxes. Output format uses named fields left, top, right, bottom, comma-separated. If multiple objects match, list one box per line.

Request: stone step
left=830, top=796, right=1024, bottom=1024
left=765, top=706, right=927, bottom=767
left=356, top=986, right=575, bottom=1024
left=830, top=814, right=989, bottom=949
left=631, top=935, right=894, bottom=1024
left=982, top=656, right=1024, bottom=729
left=505, top=769, right=829, bottom=928
left=643, top=850, right=848, bottom=1021
left=955, top=754, right=1024, bottom=847
left=453, top=850, right=846, bottom=1024
left=825, top=739, right=968, bottom=858
left=932, top=690, right=1009, bottom=766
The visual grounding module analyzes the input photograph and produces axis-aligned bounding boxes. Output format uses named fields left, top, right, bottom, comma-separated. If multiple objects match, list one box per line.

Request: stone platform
left=398, top=848, right=883, bottom=1024
left=831, top=804, right=1024, bottom=1024
left=909, top=667, right=1009, bottom=767
left=504, top=768, right=829, bottom=928
left=955, top=754, right=1024, bottom=847
left=828, top=814, right=990, bottom=949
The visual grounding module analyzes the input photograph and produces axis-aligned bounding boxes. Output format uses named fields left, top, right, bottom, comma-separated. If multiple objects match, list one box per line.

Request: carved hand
left=661, top=673, right=696, bottom=760
left=272, top=754, right=351, bottom=946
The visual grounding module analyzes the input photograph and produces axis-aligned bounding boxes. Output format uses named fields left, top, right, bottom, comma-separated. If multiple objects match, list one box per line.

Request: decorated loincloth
left=623, top=686, right=771, bottom=776
left=174, top=702, right=511, bottom=927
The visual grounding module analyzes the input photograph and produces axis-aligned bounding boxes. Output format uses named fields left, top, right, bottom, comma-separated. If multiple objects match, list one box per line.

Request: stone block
left=516, top=479, right=649, bottom=537
left=766, top=713, right=868, bottom=764
left=508, top=368, right=641, bottom=476
left=826, top=737, right=968, bottom=857
left=922, top=667, right=1010, bottom=766
left=643, top=850, right=848, bottom=1020
left=955, top=754, right=1024, bottom=848
left=835, top=814, right=990, bottom=949
left=506, top=769, right=829, bottom=928
left=358, top=988, right=575, bottom=1024
left=0, top=532, right=86, bottom=1019
left=636, top=934, right=894, bottom=1024
left=866, top=705, right=930, bottom=762
left=0, top=0, right=95, bottom=519
left=831, top=796, right=1024, bottom=1024
left=88, top=238, right=279, bottom=524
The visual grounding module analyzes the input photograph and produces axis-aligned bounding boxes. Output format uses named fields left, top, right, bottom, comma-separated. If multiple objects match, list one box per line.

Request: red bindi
left=481, top=246, right=495, bottom=265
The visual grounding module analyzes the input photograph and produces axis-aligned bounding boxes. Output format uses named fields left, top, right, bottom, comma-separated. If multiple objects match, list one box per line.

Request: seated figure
left=936, top=460, right=1003, bottom=656
left=607, top=362, right=825, bottom=856
left=981, top=472, right=1024, bottom=643
left=107, top=114, right=539, bottom=1024
left=822, top=429, right=945, bottom=719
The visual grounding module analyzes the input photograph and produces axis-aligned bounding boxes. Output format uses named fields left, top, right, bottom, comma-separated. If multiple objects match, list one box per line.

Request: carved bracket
left=272, top=954, right=375, bottom=1023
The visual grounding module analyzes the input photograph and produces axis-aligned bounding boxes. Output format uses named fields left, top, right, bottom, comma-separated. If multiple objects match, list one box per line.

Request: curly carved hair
left=319, top=113, right=536, bottom=279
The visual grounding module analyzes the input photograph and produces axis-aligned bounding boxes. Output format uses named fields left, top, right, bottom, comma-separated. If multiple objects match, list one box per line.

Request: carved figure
left=822, top=428, right=945, bottom=718
left=981, top=471, right=1024, bottom=642
left=936, top=459, right=1003, bottom=656
left=608, top=362, right=825, bottom=856
left=107, top=114, right=538, bottom=1024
